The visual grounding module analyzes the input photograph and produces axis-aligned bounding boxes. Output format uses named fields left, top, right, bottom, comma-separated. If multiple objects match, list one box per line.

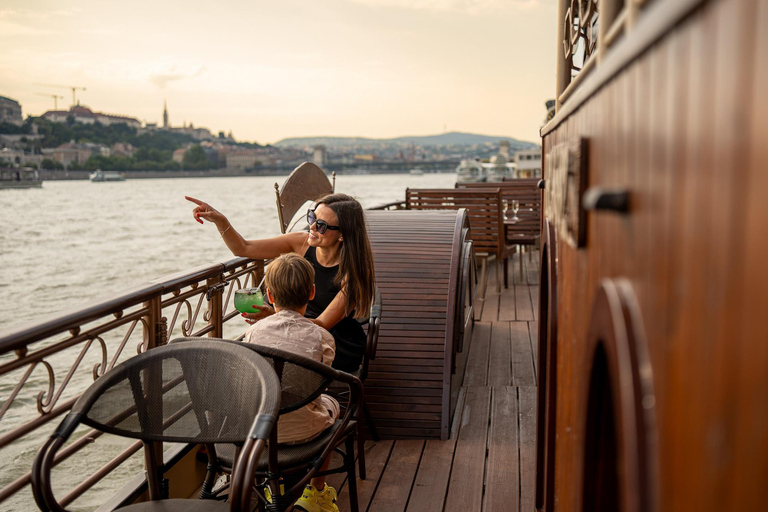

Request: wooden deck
left=326, top=250, right=540, bottom=512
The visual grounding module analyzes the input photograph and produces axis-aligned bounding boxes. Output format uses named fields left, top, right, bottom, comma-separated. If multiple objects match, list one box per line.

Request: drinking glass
left=234, top=288, right=264, bottom=313
left=511, top=200, right=520, bottom=223
left=502, top=199, right=509, bottom=217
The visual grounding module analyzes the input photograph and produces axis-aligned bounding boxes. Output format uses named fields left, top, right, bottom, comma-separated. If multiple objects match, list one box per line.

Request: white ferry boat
left=89, top=169, right=126, bottom=182
left=455, top=158, right=485, bottom=183
left=486, top=153, right=510, bottom=182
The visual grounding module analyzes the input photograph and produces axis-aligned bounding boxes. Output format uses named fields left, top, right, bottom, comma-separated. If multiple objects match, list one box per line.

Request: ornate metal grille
left=563, top=0, right=600, bottom=79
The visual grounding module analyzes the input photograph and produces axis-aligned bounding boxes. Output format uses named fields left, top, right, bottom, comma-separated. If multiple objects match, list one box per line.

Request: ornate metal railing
left=550, top=0, right=708, bottom=122
left=0, top=257, right=265, bottom=510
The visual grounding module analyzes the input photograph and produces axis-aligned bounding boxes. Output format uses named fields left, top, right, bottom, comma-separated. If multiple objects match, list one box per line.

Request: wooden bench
left=364, top=209, right=472, bottom=440
left=405, top=187, right=515, bottom=291
left=457, top=179, right=542, bottom=279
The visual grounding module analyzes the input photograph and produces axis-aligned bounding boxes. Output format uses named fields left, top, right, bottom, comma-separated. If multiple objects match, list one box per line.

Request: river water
left=0, top=172, right=457, bottom=511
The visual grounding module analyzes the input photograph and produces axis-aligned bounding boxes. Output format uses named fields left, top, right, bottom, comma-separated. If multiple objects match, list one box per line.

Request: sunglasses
left=307, top=209, right=341, bottom=235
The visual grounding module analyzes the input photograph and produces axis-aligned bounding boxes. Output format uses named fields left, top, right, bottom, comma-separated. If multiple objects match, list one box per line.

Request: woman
left=185, top=193, right=375, bottom=372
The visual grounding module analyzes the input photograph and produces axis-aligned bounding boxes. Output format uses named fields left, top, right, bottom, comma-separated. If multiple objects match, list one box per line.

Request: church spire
left=163, top=100, right=169, bottom=128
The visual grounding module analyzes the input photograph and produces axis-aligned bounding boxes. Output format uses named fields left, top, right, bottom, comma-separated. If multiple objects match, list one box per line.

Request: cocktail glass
left=234, top=288, right=264, bottom=313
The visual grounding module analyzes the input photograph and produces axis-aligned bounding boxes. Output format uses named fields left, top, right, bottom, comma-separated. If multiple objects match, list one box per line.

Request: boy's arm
left=320, top=330, right=335, bottom=367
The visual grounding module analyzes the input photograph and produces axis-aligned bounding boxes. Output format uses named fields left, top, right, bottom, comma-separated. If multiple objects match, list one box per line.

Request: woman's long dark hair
left=316, top=193, right=375, bottom=319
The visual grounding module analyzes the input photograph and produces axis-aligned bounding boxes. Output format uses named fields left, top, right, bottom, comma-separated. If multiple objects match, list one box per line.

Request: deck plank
left=525, top=250, right=539, bottom=285
left=487, top=323, right=511, bottom=387
left=498, top=287, right=516, bottom=321
left=511, top=322, right=536, bottom=387
left=518, top=387, right=537, bottom=512
left=484, top=387, right=520, bottom=512
left=366, top=440, right=425, bottom=512
left=514, top=285, right=535, bottom=321
left=481, top=291, right=499, bottom=322
left=443, top=386, right=492, bottom=512
left=529, top=321, right=539, bottom=377
left=463, top=322, right=491, bottom=386
left=529, top=283, right=540, bottom=321
left=405, top=439, right=456, bottom=512
left=512, top=251, right=526, bottom=286
left=335, top=441, right=394, bottom=512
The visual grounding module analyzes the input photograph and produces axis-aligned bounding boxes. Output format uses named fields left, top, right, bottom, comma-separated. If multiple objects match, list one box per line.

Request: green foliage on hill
left=182, top=144, right=216, bottom=170
left=1, top=116, right=263, bottom=171
left=28, top=118, right=196, bottom=149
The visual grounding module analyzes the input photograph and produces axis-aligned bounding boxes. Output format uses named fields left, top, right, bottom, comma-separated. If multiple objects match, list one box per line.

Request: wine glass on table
left=502, top=199, right=509, bottom=219
left=511, top=200, right=520, bottom=223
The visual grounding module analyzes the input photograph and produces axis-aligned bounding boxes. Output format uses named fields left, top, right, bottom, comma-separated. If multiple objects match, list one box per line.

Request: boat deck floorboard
left=324, top=249, right=540, bottom=512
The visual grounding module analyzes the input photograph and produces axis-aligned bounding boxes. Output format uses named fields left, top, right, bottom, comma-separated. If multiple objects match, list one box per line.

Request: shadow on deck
left=326, top=250, right=540, bottom=512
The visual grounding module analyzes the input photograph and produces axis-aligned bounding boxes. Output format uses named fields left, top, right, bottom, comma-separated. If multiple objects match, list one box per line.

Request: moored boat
left=0, top=168, right=42, bottom=189
left=456, top=158, right=485, bottom=183
left=89, top=169, right=126, bottom=182
left=486, top=152, right=510, bottom=182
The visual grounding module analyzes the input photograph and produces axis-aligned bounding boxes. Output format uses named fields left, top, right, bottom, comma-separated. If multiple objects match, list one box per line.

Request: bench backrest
left=406, top=187, right=503, bottom=257
left=364, top=209, right=468, bottom=439
left=457, top=179, right=541, bottom=242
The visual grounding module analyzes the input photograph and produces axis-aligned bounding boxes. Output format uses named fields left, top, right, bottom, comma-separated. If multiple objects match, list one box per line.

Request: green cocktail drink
left=234, top=288, right=264, bottom=313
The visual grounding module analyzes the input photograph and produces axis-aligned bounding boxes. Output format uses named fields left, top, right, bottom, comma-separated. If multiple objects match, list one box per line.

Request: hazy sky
left=0, top=0, right=557, bottom=145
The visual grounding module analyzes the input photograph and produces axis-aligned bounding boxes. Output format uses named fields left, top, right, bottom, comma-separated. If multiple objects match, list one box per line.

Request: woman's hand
left=241, top=303, right=275, bottom=324
left=185, top=196, right=228, bottom=227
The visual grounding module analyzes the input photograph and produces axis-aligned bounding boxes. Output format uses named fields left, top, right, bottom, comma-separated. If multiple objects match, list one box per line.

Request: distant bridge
left=254, top=159, right=460, bottom=174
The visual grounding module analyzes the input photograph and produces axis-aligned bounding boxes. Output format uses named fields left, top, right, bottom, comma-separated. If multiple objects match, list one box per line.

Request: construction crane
left=33, top=92, right=65, bottom=110
left=34, top=84, right=87, bottom=106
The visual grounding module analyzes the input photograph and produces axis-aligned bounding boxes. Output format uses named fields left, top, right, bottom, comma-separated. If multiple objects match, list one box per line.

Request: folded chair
left=31, top=341, right=280, bottom=512
left=173, top=338, right=364, bottom=512
left=275, top=162, right=336, bottom=234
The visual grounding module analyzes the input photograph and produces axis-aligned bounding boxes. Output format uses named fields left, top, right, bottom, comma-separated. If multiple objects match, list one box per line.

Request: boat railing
left=551, top=0, right=705, bottom=122
left=0, top=257, right=265, bottom=509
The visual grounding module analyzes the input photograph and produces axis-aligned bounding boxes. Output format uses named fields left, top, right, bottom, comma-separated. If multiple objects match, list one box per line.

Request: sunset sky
left=0, top=0, right=557, bottom=145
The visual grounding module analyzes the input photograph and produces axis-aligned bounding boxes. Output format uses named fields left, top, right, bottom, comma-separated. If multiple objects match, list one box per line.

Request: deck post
left=555, top=0, right=571, bottom=109
left=206, top=275, right=225, bottom=338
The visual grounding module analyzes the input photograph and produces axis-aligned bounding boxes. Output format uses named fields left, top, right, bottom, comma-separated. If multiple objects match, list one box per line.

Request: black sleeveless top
left=303, top=246, right=341, bottom=319
left=302, top=246, right=366, bottom=373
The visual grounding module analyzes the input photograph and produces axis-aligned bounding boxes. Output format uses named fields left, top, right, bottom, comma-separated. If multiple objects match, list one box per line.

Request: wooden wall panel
left=733, top=1, right=768, bottom=507
left=541, top=0, right=765, bottom=510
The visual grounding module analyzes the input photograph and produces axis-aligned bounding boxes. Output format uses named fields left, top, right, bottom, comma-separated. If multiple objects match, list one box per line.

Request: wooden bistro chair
left=31, top=341, right=281, bottom=512
left=457, top=179, right=542, bottom=281
left=274, top=162, right=336, bottom=234
left=173, top=339, right=364, bottom=512
left=406, top=187, right=514, bottom=292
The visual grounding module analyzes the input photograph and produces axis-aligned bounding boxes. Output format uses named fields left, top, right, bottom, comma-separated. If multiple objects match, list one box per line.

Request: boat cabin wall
left=540, top=0, right=768, bottom=510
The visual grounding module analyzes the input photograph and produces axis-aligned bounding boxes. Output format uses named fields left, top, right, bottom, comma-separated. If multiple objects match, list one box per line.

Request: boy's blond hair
left=265, top=253, right=315, bottom=310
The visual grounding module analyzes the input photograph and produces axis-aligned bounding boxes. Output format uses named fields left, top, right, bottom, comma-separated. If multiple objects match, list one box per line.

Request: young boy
left=244, top=253, right=340, bottom=512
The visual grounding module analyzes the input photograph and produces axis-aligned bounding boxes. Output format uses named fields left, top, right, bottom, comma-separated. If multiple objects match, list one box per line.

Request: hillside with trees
left=0, top=117, right=254, bottom=171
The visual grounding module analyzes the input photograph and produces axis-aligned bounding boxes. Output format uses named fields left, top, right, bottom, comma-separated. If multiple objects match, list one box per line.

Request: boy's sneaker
left=294, top=483, right=339, bottom=512
left=263, top=481, right=285, bottom=504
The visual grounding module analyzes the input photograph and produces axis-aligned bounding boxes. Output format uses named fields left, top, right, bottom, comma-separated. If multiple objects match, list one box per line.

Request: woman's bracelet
left=219, top=225, right=231, bottom=237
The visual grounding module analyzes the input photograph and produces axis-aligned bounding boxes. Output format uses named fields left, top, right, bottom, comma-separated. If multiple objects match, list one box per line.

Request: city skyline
left=0, top=0, right=557, bottom=145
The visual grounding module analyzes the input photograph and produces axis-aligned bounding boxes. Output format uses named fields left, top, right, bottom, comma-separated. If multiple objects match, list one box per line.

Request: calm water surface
left=0, top=173, right=456, bottom=511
